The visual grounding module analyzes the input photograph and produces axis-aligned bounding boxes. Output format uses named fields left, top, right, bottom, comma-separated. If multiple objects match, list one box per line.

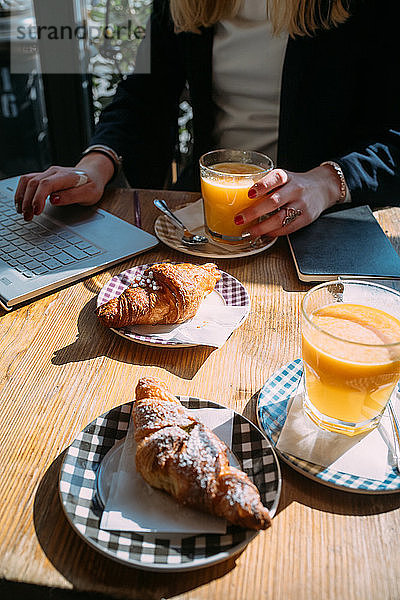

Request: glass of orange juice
left=301, top=280, right=400, bottom=436
left=199, top=149, right=273, bottom=244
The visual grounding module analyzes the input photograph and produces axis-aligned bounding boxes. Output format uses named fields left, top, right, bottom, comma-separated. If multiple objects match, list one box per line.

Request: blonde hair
left=169, top=0, right=351, bottom=37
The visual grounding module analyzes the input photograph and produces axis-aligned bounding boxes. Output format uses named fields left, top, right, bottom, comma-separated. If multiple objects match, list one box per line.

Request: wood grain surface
left=1, top=190, right=399, bottom=600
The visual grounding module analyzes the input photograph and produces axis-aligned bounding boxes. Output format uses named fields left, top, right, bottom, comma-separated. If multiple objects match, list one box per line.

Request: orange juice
left=302, top=303, right=400, bottom=428
left=201, top=162, right=265, bottom=240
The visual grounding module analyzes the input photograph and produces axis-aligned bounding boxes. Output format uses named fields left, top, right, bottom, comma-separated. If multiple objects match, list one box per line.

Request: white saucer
left=154, top=199, right=277, bottom=259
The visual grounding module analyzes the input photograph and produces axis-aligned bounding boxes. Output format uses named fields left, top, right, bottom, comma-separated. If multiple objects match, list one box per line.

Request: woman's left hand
left=234, top=165, right=343, bottom=238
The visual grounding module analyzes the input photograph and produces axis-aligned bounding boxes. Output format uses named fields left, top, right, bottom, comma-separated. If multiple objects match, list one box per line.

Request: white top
left=212, top=0, right=288, bottom=165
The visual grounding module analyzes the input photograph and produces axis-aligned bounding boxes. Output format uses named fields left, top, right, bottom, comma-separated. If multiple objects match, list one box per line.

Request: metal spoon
left=388, top=397, right=400, bottom=474
left=154, top=198, right=209, bottom=246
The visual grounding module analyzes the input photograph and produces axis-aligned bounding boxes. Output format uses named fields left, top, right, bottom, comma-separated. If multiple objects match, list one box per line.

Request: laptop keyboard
left=0, top=192, right=102, bottom=278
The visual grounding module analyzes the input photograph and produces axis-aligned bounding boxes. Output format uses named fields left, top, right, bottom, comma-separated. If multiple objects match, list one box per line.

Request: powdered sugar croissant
left=96, top=262, right=221, bottom=328
left=132, top=377, right=272, bottom=531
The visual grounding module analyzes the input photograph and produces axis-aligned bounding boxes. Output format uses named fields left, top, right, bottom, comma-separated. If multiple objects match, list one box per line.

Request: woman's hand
left=234, top=166, right=343, bottom=238
left=14, top=152, right=115, bottom=221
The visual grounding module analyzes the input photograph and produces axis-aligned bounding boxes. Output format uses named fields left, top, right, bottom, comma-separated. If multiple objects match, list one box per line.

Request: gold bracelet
left=320, top=160, right=348, bottom=203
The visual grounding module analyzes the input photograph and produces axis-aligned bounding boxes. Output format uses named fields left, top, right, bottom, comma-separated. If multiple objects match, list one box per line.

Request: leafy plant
left=86, top=0, right=152, bottom=116
left=86, top=0, right=193, bottom=166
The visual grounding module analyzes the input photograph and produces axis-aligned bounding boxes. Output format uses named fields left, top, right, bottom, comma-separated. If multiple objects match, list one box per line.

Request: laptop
left=0, top=176, right=158, bottom=310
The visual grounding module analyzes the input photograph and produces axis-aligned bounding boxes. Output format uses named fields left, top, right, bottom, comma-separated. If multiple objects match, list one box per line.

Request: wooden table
left=1, top=189, right=400, bottom=600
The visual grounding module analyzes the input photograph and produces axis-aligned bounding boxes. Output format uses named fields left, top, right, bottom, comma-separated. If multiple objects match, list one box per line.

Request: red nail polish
left=248, top=188, right=257, bottom=199
left=234, top=215, right=244, bottom=225
left=50, top=194, right=60, bottom=204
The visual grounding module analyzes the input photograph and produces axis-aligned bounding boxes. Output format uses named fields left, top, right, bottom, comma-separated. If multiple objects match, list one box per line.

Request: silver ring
left=282, top=207, right=302, bottom=227
left=73, top=170, right=88, bottom=187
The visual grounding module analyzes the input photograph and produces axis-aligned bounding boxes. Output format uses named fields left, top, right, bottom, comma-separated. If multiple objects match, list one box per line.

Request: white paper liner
left=174, top=199, right=205, bottom=231
left=276, top=379, right=398, bottom=480
left=100, top=408, right=235, bottom=534
left=127, top=290, right=249, bottom=348
left=173, top=199, right=264, bottom=253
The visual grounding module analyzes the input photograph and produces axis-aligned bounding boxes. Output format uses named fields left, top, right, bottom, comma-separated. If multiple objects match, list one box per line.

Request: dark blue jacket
left=91, top=0, right=400, bottom=207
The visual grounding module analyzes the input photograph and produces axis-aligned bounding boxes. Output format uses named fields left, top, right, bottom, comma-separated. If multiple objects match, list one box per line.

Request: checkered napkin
left=276, top=379, right=398, bottom=480
left=100, top=408, right=234, bottom=534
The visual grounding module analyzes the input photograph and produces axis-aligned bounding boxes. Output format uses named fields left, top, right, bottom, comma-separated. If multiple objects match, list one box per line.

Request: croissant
left=97, top=262, right=221, bottom=328
left=132, top=377, right=271, bottom=531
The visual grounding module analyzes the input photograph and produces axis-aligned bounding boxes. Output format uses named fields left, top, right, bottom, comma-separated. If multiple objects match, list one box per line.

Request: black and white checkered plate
left=96, top=265, right=250, bottom=348
left=59, top=398, right=281, bottom=572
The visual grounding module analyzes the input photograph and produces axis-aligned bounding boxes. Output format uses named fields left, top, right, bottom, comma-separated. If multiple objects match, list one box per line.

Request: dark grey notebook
left=287, top=205, right=400, bottom=282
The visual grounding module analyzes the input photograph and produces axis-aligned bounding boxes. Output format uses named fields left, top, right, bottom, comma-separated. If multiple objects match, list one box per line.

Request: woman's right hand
left=14, top=152, right=115, bottom=221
